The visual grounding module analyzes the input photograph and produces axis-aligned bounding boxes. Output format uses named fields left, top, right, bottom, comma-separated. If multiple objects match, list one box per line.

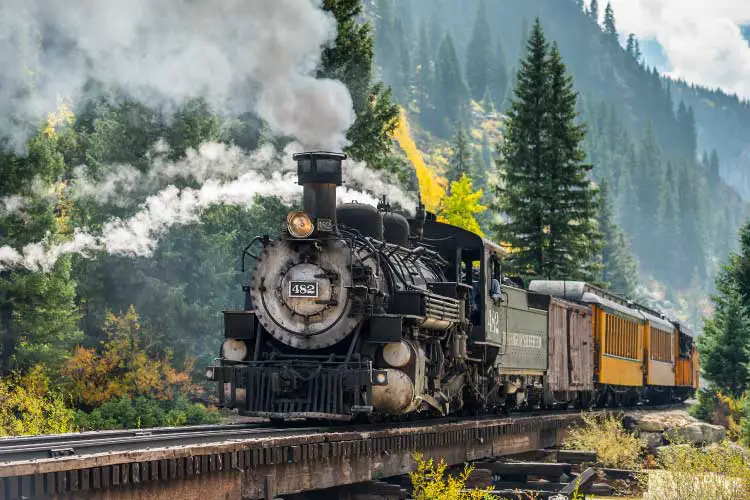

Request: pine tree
left=677, top=163, right=707, bottom=285
left=492, top=21, right=601, bottom=280
left=0, top=120, right=82, bottom=374
left=708, top=149, right=721, bottom=188
left=598, top=181, right=639, bottom=297
left=319, top=0, right=400, bottom=174
left=488, top=38, right=509, bottom=112
left=698, top=223, right=750, bottom=396
left=437, top=174, right=486, bottom=237
left=393, top=18, right=413, bottom=104
left=415, top=22, right=433, bottom=118
left=447, top=123, right=473, bottom=184
left=545, top=43, right=602, bottom=279
left=588, top=0, right=599, bottom=24
left=625, top=34, right=636, bottom=57
left=433, top=34, right=469, bottom=138
left=632, top=121, right=664, bottom=263
left=465, top=0, right=492, bottom=101
left=374, top=0, right=398, bottom=84
left=603, top=3, right=618, bottom=40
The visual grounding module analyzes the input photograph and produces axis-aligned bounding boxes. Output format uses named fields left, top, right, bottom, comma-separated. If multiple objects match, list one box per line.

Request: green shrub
left=563, top=413, right=645, bottom=469
left=0, top=365, right=76, bottom=436
left=689, top=389, right=719, bottom=422
left=75, top=395, right=220, bottom=430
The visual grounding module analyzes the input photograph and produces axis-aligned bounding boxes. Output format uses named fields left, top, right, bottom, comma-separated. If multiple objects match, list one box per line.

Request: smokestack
left=293, top=151, right=345, bottom=234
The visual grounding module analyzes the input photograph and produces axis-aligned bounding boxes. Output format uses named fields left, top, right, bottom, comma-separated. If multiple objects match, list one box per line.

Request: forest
left=0, top=0, right=747, bottom=433
left=369, top=0, right=750, bottom=326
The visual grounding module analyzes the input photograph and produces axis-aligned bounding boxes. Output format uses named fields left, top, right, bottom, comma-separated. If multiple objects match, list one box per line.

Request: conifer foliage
left=698, top=221, right=750, bottom=397
left=465, top=0, right=492, bottom=101
left=446, top=123, right=473, bottom=183
left=492, top=19, right=601, bottom=280
left=598, top=181, right=639, bottom=297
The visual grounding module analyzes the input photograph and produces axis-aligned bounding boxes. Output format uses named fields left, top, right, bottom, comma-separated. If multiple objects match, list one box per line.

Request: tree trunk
left=0, top=270, right=15, bottom=376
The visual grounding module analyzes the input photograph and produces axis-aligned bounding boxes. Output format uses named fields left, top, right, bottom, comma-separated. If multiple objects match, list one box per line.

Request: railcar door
left=484, top=252, right=506, bottom=350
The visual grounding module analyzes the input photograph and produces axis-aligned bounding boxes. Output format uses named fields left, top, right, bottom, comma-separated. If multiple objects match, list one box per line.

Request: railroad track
left=0, top=402, right=686, bottom=465
left=0, top=422, right=329, bottom=463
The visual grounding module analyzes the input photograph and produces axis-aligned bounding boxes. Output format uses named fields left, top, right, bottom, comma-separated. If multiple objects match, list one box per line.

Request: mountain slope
left=369, top=0, right=749, bottom=327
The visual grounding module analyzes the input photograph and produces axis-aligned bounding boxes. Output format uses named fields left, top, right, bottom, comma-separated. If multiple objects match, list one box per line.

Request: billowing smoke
left=0, top=142, right=415, bottom=271
left=0, top=0, right=355, bottom=150
left=1, top=140, right=414, bottom=213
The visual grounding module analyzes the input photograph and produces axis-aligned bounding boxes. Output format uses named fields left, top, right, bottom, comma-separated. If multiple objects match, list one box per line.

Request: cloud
left=587, top=0, right=750, bottom=99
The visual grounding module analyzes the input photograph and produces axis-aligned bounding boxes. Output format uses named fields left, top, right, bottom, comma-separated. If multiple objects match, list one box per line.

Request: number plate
left=289, top=281, right=319, bottom=298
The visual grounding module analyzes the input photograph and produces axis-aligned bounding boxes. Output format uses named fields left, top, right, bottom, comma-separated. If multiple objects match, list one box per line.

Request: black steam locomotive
left=205, top=151, right=698, bottom=421
left=206, top=151, right=552, bottom=421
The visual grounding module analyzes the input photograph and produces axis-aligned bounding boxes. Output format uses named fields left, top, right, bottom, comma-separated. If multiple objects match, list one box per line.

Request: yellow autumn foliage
left=437, top=174, right=486, bottom=237
left=62, top=306, right=198, bottom=408
left=42, top=98, right=74, bottom=139
left=0, top=365, right=75, bottom=436
left=392, top=108, right=446, bottom=212
left=409, top=453, right=495, bottom=500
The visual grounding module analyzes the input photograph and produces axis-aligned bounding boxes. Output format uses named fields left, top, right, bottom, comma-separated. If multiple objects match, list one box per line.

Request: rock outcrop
left=622, top=408, right=726, bottom=451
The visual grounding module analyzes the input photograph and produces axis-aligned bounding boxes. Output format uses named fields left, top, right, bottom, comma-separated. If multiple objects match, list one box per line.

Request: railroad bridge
left=0, top=412, right=581, bottom=500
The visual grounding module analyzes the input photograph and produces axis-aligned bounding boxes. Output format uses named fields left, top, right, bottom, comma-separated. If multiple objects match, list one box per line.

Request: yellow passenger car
left=592, top=299, right=644, bottom=388
left=642, top=311, right=676, bottom=387
left=673, top=320, right=699, bottom=399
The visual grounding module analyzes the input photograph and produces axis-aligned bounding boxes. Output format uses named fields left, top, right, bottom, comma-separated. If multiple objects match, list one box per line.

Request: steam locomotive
left=205, top=152, right=698, bottom=421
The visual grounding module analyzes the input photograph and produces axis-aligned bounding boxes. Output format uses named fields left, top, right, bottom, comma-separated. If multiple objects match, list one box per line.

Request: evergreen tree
left=433, top=34, right=469, bottom=138
left=492, top=21, right=601, bottom=279
left=415, top=21, right=434, bottom=118
left=677, top=163, right=706, bottom=285
left=588, top=0, right=599, bottom=24
left=488, top=38, right=509, bottom=112
left=393, top=18, right=413, bottom=104
left=0, top=121, right=82, bottom=374
left=545, top=43, right=602, bottom=279
left=625, top=34, right=636, bottom=57
left=319, top=0, right=400, bottom=174
left=447, top=123, right=472, bottom=184
left=374, top=0, right=398, bottom=84
left=465, top=0, right=492, bottom=101
left=708, top=149, right=721, bottom=188
left=698, top=223, right=750, bottom=396
left=632, top=121, right=664, bottom=263
left=603, top=3, right=618, bottom=40
left=598, top=181, right=639, bottom=297
left=428, top=12, right=443, bottom=59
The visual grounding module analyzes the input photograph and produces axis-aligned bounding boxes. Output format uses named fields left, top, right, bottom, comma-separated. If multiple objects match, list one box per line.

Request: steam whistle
left=377, top=195, right=391, bottom=213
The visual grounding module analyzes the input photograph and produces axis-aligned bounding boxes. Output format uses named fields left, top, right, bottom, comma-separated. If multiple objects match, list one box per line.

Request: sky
left=586, top=0, right=750, bottom=100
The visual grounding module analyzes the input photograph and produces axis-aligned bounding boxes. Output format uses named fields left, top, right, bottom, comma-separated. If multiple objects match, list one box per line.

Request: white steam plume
left=0, top=0, right=354, bottom=150
left=1, top=141, right=415, bottom=213
left=0, top=144, right=415, bottom=272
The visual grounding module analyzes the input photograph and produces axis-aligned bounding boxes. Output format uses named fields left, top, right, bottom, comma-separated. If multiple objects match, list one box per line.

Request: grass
left=563, top=413, right=645, bottom=469
left=641, top=441, right=750, bottom=500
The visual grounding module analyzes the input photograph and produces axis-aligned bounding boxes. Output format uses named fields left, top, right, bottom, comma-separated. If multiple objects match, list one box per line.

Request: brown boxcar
left=529, top=293, right=594, bottom=404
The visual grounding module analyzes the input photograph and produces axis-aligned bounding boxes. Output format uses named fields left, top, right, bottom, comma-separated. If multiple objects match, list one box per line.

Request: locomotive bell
left=292, top=151, right=346, bottom=235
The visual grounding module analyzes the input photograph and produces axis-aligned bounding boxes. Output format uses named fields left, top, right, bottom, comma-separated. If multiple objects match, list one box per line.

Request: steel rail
left=0, top=424, right=328, bottom=464
left=0, top=402, right=686, bottom=465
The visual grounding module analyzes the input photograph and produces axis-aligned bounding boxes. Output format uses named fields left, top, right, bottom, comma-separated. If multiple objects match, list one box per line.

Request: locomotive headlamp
left=287, top=211, right=314, bottom=238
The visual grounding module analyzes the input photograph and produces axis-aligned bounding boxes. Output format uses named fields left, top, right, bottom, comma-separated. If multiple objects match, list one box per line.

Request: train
left=205, top=151, right=699, bottom=421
